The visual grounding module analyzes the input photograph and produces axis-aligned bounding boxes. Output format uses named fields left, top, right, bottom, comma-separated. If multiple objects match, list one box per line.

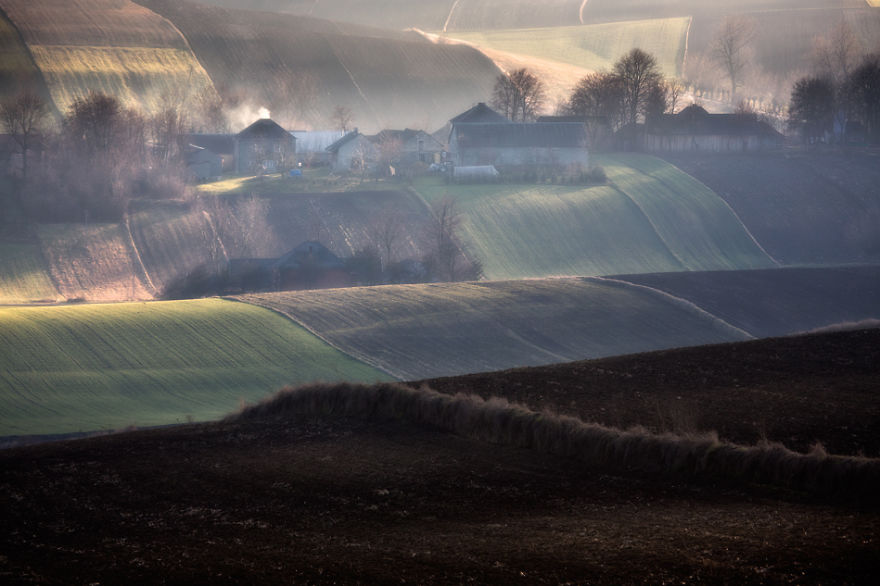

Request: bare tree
left=368, top=208, right=406, bottom=271
left=613, top=48, right=664, bottom=126
left=666, top=78, right=685, bottom=115
left=492, top=68, right=546, bottom=122
left=711, top=16, right=756, bottom=104
left=0, top=91, right=48, bottom=186
left=424, top=197, right=482, bottom=282
left=331, top=105, right=354, bottom=132
left=813, top=22, right=862, bottom=87
left=566, top=72, right=624, bottom=146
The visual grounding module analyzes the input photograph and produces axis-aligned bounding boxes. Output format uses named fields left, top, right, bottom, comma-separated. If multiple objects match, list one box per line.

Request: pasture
left=444, top=17, right=689, bottom=77
left=0, top=298, right=390, bottom=436
left=240, top=278, right=750, bottom=380
left=0, top=242, right=61, bottom=304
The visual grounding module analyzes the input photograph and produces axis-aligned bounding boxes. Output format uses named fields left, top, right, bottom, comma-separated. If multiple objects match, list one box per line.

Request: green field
left=0, top=243, right=61, bottom=304
left=0, top=298, right=390, bottom=436
left=598, top=154, right=776, bottom=271
left=240, top=279, right=750, bottom=380
left=444, top=17, right=689, bottom=77
left=413, top=155, right=774, bottom=279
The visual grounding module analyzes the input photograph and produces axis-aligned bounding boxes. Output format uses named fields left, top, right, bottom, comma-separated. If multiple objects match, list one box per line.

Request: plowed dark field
left=2, top=329, right=879, bottom=584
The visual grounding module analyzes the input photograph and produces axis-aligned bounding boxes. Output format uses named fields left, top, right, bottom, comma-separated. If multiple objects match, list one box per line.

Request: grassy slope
left=663, top=152, right=880, bottom=265
left=0, top=8, right=51, bottom=105
left=0, top=242, right=61, bottom=303
left=599, top=154, right=776, bottom=271
left=413, top=155, right=774, bottom=280
left=0, top=0, right=217, bottom=115
left=444, top=18, right=689, bottom=77
left=415, top=178, right=685, bottom=279
left=613, top=266, right=880, bottom=338
left=0, top=298, right=390, bottom=435
left=138, top=0, right=500, bottom=133
left=35, top=223, right=152, bottom=301
left=240, top=278, right=749, bottom=380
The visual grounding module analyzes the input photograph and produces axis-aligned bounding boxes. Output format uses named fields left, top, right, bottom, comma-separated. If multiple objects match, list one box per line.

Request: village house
left=326, top=130, right=378, bottom=174
left=326, top=128, right=443, bottom=173
left=447, top=103, right=589, bottom=170
left=184, top=144, right=223, bottom=181
left=184, top=133, right=235, bottom=174
left=642, top=104, right=783, bottom=153
left=234, top=118, right=296, bottom=174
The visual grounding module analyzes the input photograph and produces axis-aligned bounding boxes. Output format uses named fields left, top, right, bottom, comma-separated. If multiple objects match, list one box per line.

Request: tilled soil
left=2, top=329, right=879, bottom=584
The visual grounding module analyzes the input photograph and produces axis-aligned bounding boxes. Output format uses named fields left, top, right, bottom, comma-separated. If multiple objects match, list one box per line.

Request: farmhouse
left=326, top=130, right=378, bottom=174
left=234, top=118, right=296, bottom=174
left=642, top=105, right=783, bottom=153
left=448, top=104, right=589, bottom=169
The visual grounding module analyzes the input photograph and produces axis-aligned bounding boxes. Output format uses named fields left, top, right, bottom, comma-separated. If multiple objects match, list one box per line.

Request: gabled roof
left=450, top=102, right=510, bottom=125
left=237, top=118, right=291, bottom=140
left=325, top=130, right=363, bottom=152
left=275, top=241, right=344, bottom=270
left=649, top=105, right=782, bottom=138
left=453, top=122, right=588, bottom=149
left=185, top=133, right=235, bottom=155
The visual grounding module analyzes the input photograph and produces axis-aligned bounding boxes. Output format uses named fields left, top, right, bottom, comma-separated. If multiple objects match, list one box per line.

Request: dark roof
left=185, top=134, right=235, bottom=155
left=536, top=115, right=587, bottom=124
left=450, top=102, right=510, bottom=125
left=275, top=241, right=344, bottom=270
left=649, top=105, right=782, bottom=138
left=237, top=118, right=291, bottom=140
left=369, top=128, right=443, bottom=149
left=453, top=122, right=588, bottom=149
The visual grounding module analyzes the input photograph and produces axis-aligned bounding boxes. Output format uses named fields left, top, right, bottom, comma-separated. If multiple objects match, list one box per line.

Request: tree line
left=1, top=91, right=193, bottom=224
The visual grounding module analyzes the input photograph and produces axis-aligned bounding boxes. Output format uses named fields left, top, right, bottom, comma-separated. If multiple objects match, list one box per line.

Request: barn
left=642, top=105, right=783, bottom=153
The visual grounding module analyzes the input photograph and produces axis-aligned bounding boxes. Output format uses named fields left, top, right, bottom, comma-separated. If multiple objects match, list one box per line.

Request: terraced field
left=0, top=242, right=60, bottom=304
left=444, top=18, right=689, bottom=77
left=0, top=0, right=217, bottom=115
left=35, top=223, right=152, bottom=301
left=240, top=278, right=750, bottom=380
left=413, top=154, right=774, bottom=279
left=0, top=298, right=390, bottom=436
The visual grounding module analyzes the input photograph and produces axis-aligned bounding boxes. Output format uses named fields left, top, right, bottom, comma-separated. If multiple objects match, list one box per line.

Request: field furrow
left=240, top=278, right=750, bottom=380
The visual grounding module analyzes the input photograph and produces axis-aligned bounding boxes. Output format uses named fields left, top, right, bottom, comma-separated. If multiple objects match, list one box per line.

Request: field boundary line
left=123, top=216, right=158, bottom=296
left=227, top=297, right=403, bottom=381
left=591, top=276, right=755, bottom=340
left=443, top=0, right=461, bottom=33
left=649, top=159, right=781, bottom=267
left=579, top=0, right=588, bottom=25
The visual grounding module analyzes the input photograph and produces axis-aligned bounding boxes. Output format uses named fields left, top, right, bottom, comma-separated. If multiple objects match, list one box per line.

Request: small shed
left=184, top=144, right=222, bottom=181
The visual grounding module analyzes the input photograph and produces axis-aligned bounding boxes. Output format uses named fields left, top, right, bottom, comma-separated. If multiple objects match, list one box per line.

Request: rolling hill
left=137, top=0, right=501, bottom=132
left=413, top=154, right=775, bottom=280
left=239, top=278, right=753, bottom=380
left=0, top=298, right=390, bottom=436
left=0, top=0, right=218, bottom=116
left=0, top=242, right=61, bottom=304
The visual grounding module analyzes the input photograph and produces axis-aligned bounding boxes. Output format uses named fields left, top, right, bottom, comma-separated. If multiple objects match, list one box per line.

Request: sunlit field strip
left=0, top=243, right=61, bottom=304
left=0, top=298, right=391, bottom=435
